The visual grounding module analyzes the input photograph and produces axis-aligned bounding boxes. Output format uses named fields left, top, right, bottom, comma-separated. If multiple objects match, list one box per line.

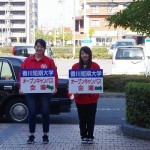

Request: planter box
left=122, top=118, right=150, bottom=140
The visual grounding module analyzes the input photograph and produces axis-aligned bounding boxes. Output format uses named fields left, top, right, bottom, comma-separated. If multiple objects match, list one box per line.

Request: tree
left=50, top=31, right=55, bottom=45
left=64, top=32, right=72, bottom=44
left=106, top=0, right=150, bottom=36
left=35, top=28, right=51, bottom=43
left=35, top=28, right=44, bottom=39
left=89, top=28, right=95, bottom=39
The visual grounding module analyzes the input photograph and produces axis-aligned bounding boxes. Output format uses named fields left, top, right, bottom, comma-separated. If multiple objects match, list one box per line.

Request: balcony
left=80, top=8, right=117, bottom=16
left=11, top=15, right=26, bottom=20
left=85, top=0, right=132, bottom=2
left=10, top=24, right=26, bottom=29
left=11, top=6, right=25, bottom=11
left=10, top=0, right=25, bottom=1
left=10, top=32, right=26, bottom=37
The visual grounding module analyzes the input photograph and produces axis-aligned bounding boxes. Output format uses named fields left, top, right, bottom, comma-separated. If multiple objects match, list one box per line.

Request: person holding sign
left=19, top=39, right=58, bottom=144
left=71, top=46, right=100, bottom=144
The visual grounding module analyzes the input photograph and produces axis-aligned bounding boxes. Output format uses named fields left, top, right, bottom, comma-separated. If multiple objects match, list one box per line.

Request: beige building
left=75, top=0, right=144, bottom=46
left=0, top=0, right=38, bottom=46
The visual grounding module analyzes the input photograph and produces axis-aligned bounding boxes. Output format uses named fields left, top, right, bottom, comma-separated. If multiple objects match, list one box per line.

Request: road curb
left=100, top=93, right=125, bottom=98
left=121, top=118, right=150, bottom=140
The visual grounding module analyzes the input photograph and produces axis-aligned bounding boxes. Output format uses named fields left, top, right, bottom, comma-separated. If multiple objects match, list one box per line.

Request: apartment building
left=0, top=0, right=38, bottom=46
left=75, top=0, right=144, bottom=46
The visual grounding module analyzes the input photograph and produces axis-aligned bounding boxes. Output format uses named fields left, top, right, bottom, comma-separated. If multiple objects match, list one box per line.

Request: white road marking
left=71, top=108, right=125, bottom=111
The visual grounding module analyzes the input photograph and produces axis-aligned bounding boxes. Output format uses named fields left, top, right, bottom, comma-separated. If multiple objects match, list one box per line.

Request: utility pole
left=72, top=0, right=76, bottom=57
left=58, top=0, right=65, bottom=46
left=83, top=0, right=87, bottom=38
left=5, top=0, right=11, bottom=46
left=1, top=26, right=3, bottom=47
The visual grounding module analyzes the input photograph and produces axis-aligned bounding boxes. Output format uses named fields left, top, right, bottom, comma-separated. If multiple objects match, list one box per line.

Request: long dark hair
left=79, top=46, right=92, bottom=69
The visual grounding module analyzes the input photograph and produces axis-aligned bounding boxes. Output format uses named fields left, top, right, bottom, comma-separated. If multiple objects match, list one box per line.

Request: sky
left=38, top=0, right=79, bottom=28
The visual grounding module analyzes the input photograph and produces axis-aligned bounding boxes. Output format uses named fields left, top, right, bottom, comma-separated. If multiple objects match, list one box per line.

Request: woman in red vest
left=72, top=46, right=100, bottom=144
left=20, top=39, right=58, bottom=144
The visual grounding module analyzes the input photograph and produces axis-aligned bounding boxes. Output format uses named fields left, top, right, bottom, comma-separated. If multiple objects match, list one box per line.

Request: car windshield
left=15, top=46, right=35, bottom=57
left=116, top=41, right=134, bottom=47
left=115, top=48, right=144, bottom=60
left=110, top=44, right=115, bottom=50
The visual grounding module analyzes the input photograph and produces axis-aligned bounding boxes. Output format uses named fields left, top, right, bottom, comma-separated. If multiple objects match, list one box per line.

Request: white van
left=108, top=39, right=136, bottom=54
left=112, top=46, right=150, bottom=75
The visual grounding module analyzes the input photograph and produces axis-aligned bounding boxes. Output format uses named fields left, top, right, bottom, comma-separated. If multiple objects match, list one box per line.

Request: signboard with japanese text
left=20, top=69, right=55, bottom=93
left=81, top=39, right=92, bottom=47
left=145, top=38, right=150, bottom=56
left=69, top=69, right=103, bottom=94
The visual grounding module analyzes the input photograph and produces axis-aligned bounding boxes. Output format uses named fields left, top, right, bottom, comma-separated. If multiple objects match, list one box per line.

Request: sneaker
left=87, top=138, right=94, bottom=144
left=27, top=135, right=35, bottom=144
left=42, top=135, right=49, bottom=144
left=81, top=138, right=88, bottom=144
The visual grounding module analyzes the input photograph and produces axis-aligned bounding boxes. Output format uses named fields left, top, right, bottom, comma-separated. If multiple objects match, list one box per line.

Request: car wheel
left=5, top=98, right=28, bottom=123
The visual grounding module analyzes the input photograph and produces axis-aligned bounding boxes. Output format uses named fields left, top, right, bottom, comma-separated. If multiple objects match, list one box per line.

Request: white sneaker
left=81, top=138, right=88, bottom=144
left=88, top=138, right=94, bottom=144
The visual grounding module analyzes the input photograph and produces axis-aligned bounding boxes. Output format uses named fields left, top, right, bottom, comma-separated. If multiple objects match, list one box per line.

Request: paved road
left=48, top=97, right=125, bottom=125
left=56, top=58, right=112, bottom=77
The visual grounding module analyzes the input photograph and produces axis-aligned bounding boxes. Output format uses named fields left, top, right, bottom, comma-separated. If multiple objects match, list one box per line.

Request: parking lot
left=56, top=58, right=112, bottom=77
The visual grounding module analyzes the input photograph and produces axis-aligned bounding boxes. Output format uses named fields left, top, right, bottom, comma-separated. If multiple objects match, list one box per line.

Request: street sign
left=81, top=39, right=92, bottom=47
left=145, top=38, right=150, bottom=56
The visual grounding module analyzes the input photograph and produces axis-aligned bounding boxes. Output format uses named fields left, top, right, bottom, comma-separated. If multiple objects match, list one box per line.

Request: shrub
left=52, top=46, right=111, bottom=59
left=104, top=75, right=150, bottom=92
left=0, top=47, right=12, bottom=53
left=0, top=46, right=112, bottom=59
left=125, top=82, right=150, bottom=128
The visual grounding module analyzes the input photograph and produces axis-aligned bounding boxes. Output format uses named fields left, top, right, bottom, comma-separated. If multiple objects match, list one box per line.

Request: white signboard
left=81, top=39, right=92, bottom=47
left=145, top=38, right=150, bottom=56
left=20, top=69, right=55, bottom=93
left=69, top=69, right=103, bottom=94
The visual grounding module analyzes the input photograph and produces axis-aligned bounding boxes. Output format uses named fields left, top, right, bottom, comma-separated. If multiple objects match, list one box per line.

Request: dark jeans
left=76, top=103, right=97, bottom=139
left=25, top=93, right=51, bottom=133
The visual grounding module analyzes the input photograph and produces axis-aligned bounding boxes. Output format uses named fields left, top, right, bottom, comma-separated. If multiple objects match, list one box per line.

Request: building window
left=107, top=6, right=115, bottom=14
left=91, top=20, right=100, bottom=27
left=92, top=6, right=99, bottom=14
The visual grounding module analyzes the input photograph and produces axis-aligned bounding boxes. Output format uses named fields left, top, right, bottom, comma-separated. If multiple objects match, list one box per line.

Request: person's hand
left=19, top=89, right=24, bottom=95
left=53, top=88, right=57, bottom=94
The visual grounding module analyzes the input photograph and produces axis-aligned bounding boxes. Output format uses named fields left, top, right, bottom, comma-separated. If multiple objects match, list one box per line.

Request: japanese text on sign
left=20, top=69, right=55, bottom=93
left=69, top=69, right=103, bottom=94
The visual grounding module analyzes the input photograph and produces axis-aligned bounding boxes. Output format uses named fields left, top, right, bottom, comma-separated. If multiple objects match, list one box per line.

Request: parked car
left=0, top=56, right=73, bottom=123
left=12, top=43, right=53, bottom=57
left=112, top=46, right=150, bottom=75
left=108, top=39, right=136, bottom=54
left=107, top=42, right=115, bottom=54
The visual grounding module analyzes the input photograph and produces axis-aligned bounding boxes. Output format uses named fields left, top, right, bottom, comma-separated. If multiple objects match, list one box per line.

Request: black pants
left=76, top=103, right=97, bottom=139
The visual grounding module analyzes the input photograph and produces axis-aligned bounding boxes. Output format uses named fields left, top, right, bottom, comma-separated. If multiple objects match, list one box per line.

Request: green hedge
left=0, top=47, right=12, bottom=53
left=104, top=75, right=150, bottom=92
left=125, top=82, right=150, bottom=128
left=52, top=46, right=112, bottom=59
left=0, top=46, right=112, bottom=59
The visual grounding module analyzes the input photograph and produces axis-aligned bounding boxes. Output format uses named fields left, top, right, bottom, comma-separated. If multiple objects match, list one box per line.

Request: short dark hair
left=34, top=39, right=46, bottom=49
left=79, top=46, right=92, bottom=69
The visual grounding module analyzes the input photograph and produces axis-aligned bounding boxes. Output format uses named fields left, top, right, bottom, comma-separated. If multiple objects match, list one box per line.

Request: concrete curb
left=100, top=93, right=125, bottom=98
left=121, top=118, right=150, bottom=140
